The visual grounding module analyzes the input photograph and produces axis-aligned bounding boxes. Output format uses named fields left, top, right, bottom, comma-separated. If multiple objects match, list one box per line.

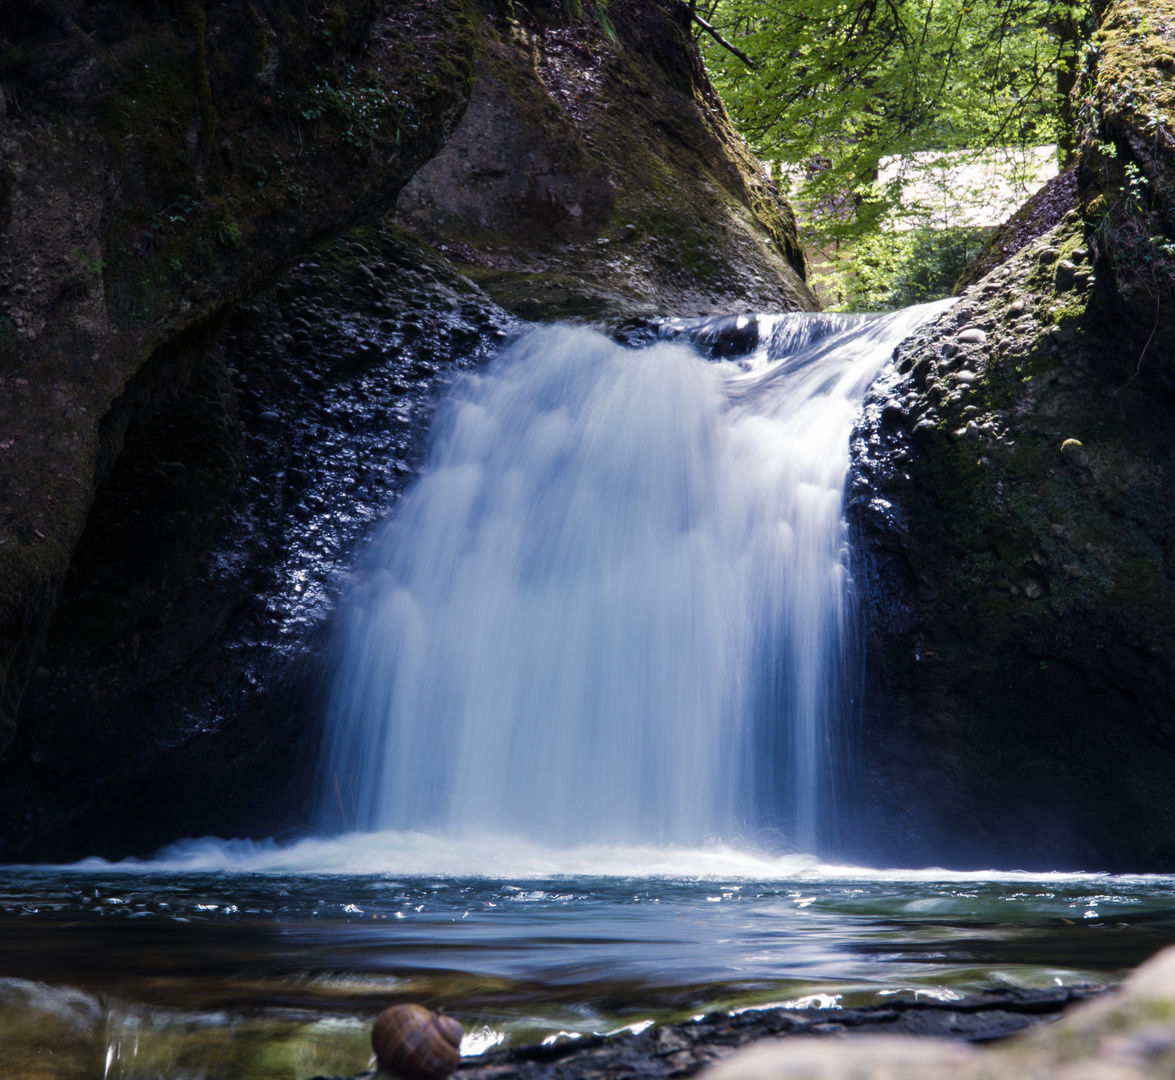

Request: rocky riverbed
left=697, top=944, right=1175, bottom=1080
left=306, top=985, right=1106, bottom=1080
left=307, top=945, right=1175, bottom=1080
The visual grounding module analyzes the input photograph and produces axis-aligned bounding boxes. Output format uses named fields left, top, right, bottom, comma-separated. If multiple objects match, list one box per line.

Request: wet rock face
left=0, top=0, right=477, bottom=757
left=0, top=225, right=513, bottom=862
left=849, top=206, right=1175, bottom=871
left=846, top=0, right=1175, bottom=872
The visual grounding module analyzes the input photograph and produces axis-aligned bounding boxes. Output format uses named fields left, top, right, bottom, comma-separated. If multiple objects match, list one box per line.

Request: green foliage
left=300, top=65, right=414, bottom=151
left=815, top=226, right=991, bottom=310
left=71, top=250, right=107, bottom=276
left=1073, top=0, right=1175, bottom=333
left=700, top=0, right=1094, bottom=305
left=1090, top=158, right=1175, bottom=287
left=704, top=0, right=1089, bottom=236
left=216, top=221, right=243, bottom=250
left=565, top=0, right=616, bottom=39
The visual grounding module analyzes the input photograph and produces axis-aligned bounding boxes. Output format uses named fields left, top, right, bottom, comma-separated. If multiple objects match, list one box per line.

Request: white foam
left=48, top=830, right=1175, bottom=883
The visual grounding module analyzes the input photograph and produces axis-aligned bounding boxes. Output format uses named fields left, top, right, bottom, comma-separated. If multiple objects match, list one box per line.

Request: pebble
left=957, top=328, right=987, bottom=345
left=1055, top=260, right=1079, bottom=291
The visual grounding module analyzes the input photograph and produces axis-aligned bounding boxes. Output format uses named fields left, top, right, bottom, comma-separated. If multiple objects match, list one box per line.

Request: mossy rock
left=850, top=203, right=1175, bottom=870
left=394, top=1, right=816, bottom=321
left=1078, top=0, right=1175, bottom=373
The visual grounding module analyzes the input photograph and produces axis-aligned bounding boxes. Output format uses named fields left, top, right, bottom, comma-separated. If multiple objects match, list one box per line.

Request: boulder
left=394, top=1, right=815, bottom=320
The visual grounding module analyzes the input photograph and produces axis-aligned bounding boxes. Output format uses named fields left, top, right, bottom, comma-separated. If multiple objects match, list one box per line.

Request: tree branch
left=690, top=7, right=756, bottom=68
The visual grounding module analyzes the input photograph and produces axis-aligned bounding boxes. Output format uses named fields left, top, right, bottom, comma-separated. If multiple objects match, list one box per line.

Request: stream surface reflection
left=4, top=837, right=1175, bottom=1079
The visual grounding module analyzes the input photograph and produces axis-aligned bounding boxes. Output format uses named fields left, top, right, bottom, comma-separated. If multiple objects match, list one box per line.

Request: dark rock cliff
left=0, top=0, right=478, bottom=765
left=394, top=1, right=813, bottom=319
left=848, top=0, right=1175, bottom=871
left=0, top=0, right=813, bottom=860
left=0, top=0, right=477, bottom=761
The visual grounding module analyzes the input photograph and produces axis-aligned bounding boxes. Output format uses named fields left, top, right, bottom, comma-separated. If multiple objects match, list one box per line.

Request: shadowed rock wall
left=0, top=0, right=478, bottom=761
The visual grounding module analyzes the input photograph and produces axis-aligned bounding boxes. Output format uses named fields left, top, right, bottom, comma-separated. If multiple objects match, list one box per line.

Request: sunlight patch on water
left=460, top=1025, right=506, bottom=1056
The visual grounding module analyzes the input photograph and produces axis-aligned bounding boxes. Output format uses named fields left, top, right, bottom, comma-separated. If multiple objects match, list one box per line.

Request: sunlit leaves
left=700, top=0, right=1090, bottom=244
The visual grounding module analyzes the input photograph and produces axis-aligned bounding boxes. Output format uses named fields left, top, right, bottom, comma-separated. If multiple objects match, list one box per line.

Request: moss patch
left=1078, top=0, right=1175, bottom=370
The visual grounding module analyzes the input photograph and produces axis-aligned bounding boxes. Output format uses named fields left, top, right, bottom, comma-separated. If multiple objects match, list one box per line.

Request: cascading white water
left=319, top=302, right=951, bottom=852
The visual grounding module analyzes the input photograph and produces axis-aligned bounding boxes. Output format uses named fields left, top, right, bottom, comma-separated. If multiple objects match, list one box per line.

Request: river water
left=7, top=309, right=1175, bottom=1078
left=4, top=843, right=1175, bottom=1079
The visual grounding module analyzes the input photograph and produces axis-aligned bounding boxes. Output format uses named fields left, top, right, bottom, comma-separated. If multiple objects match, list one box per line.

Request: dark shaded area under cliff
left=0, top=225, right=512, bottom=862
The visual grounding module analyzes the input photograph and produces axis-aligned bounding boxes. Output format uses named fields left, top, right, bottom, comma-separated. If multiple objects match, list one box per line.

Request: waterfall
left=319, top=303, right=950, bottom=853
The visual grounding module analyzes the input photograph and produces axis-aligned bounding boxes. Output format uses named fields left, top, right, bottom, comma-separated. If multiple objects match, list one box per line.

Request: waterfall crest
left=319, top=303, right=950, bottom=852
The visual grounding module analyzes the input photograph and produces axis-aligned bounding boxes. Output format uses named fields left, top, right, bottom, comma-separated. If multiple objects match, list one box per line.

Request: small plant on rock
left=216, top=221, right=244, bottom=250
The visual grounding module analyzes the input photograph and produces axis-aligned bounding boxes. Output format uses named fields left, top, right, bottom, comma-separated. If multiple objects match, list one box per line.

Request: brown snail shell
left=372, top=1003, right=463, bottom=1080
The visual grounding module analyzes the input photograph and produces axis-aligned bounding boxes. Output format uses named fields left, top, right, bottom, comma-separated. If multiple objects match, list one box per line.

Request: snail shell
left=372, top=1003, right=463, bottom=1080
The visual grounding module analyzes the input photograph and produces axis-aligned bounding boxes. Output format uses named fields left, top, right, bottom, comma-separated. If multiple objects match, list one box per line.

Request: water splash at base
left=55, top=829, right=1168, bottom=883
